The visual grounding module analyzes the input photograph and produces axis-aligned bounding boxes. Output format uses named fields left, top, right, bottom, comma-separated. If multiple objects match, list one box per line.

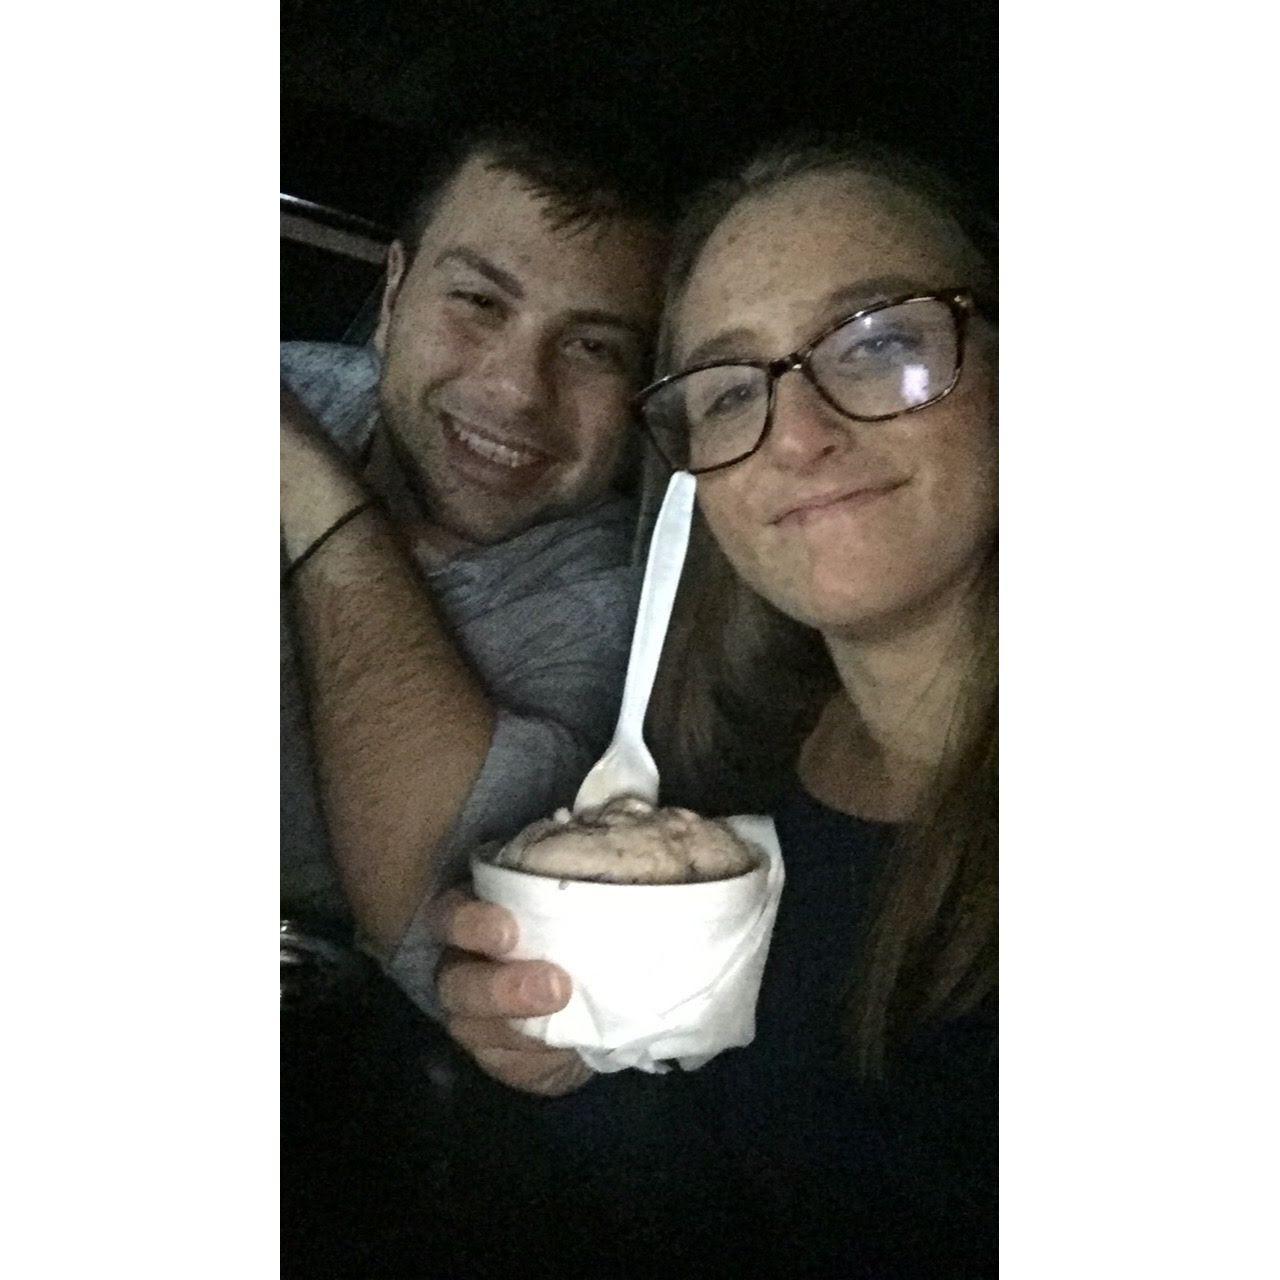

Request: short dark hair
left=397, top=123, right=674, bottom=257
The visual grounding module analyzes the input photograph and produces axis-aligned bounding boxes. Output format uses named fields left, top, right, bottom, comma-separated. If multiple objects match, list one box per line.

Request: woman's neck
left=799, top=583, right=982, bottom=822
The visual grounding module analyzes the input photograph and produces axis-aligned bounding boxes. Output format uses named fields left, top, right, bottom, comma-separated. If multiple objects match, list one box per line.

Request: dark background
left=282, top=0, right=997, bottom=339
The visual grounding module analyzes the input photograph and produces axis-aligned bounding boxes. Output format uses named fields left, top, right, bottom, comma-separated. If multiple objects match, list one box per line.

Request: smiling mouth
left=442, top=413, right=549, bottom=471
left=774, top=479, right=909, bottom=525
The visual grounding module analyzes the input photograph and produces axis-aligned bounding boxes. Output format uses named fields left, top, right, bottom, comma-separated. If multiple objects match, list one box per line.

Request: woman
left=434, top=137, right=997, bottom=1276
left=644, top=135, right=997, bottom=1072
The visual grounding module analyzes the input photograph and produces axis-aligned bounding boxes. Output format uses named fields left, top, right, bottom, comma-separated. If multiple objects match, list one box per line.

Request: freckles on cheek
left=712, top=515, right=782, bottom=593
left=697, top=490, right=744, bottom=553
left=930, top=445, right=998, bottom=529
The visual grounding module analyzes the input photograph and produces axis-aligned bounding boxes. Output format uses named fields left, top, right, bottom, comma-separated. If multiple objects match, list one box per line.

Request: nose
left=476, top=324, right=553, bottom=419
left=761, top=368, right=853, bottom=470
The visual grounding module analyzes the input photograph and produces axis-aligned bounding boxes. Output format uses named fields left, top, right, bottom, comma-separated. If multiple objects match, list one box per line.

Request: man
left=281, top=131, right=667, bottom=1091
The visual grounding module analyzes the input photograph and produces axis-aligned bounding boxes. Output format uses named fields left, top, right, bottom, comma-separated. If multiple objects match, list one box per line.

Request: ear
left=372, top=240, right=408, bottom=355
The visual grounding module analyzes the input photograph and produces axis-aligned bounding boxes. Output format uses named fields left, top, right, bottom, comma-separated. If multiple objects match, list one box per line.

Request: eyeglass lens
left=646, top=298, right=959, bottom=472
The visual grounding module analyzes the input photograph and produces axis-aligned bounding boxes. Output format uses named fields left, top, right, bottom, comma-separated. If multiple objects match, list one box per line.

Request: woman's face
left=674, top=172, right=997, bottom=639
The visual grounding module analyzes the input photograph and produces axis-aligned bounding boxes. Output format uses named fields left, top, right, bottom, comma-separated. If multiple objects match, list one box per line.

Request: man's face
left=372, top=156, right=666, bottom=545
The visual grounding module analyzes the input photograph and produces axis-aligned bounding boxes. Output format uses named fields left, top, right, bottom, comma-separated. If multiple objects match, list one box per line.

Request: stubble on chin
left=362, top=398, right=445, bottom=523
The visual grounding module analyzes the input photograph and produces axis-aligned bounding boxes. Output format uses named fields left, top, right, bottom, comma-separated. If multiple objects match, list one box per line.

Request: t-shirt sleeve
left=378, top=560, right=641, bottom=1018
left=279, top=341, right=379, bottom=456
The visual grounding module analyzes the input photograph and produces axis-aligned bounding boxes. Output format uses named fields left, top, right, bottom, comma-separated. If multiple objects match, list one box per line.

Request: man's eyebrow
left=430, top=251, right=648, bottom=341
left=432, top=247, right=525, bottom=300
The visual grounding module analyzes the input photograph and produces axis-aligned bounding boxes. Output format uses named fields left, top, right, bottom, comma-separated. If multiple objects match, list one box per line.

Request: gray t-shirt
left=281, top=342, right=640, bottom=1012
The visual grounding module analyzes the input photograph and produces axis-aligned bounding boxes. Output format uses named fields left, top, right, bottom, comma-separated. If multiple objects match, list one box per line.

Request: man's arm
left=280, top=397, right=495, bottom=955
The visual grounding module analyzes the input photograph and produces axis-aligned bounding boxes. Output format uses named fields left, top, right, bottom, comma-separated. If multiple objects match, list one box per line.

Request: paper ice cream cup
left=471, top=814, right=784, bottom=1075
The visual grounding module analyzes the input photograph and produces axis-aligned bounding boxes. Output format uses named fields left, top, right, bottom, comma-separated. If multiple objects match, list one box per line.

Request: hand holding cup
left=429, top=887, right=594, bottom=1097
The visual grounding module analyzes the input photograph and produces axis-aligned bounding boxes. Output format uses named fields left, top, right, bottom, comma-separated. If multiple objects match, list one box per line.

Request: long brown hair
left=643, top=136, right=997, bottom=1077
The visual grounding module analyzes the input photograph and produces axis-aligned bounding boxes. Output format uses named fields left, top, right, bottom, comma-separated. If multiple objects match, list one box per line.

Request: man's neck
left=361, top=421, right=480, bottom=570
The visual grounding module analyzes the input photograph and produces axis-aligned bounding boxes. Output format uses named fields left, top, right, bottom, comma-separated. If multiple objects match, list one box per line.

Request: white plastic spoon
left=573, top=470, right=697, bottom=813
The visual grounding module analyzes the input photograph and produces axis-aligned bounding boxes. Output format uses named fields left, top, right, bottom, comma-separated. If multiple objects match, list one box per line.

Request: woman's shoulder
left=772, top=778, right=897, bottom=863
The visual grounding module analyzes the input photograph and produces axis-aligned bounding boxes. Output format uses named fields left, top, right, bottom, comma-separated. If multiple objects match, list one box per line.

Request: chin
left=447, top=494, right=556, bottom=546
left=759, top=562, right=925, bottom=638
left=441, top=507, right=526, bottom=547
left=784, top=595, right=890, bottom=638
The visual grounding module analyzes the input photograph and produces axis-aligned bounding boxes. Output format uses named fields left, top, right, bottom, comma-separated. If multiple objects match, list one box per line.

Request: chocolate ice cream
left=489, top=796, right=761, bottom=885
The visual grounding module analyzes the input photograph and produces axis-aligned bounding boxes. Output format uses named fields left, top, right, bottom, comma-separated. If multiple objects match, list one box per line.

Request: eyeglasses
left=636, top=290, right=974, bottom=475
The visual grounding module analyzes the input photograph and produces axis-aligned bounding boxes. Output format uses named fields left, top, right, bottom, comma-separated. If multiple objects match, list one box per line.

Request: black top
left=453, top=784, right=996, bottom=1278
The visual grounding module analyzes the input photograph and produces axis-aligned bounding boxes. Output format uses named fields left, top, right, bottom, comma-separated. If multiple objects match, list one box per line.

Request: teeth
left=447, top=417, right=540, bottom=469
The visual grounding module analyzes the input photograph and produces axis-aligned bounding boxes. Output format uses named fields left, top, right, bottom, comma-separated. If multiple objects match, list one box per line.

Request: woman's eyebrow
left=821, top=275, right=925, bottom=314
left=682, top=327, right=759, bottom=366
left=681, top=275, right=933, bottom=367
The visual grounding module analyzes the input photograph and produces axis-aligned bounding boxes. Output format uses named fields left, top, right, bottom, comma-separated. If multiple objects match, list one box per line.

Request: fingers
left=436, top=951, right=570, bottom=1019
left=431, top=887, right=571, bottom=1017
left=427, top=885, right=590, bottom=1098
left=426, top=887, right=519, bottom=958
left=445, top=1014, right=566, bottom=1057
left=475, top=1047, right=594, bottom=1098
left=447, top=1017, right=594, bottom=1097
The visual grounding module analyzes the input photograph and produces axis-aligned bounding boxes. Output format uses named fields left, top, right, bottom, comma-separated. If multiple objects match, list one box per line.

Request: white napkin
left=471, top=815, right=784, bottom=1074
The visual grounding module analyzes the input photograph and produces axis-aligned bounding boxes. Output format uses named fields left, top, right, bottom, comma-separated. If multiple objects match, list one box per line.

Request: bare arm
left=280, top=394, right=495, bottom=955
